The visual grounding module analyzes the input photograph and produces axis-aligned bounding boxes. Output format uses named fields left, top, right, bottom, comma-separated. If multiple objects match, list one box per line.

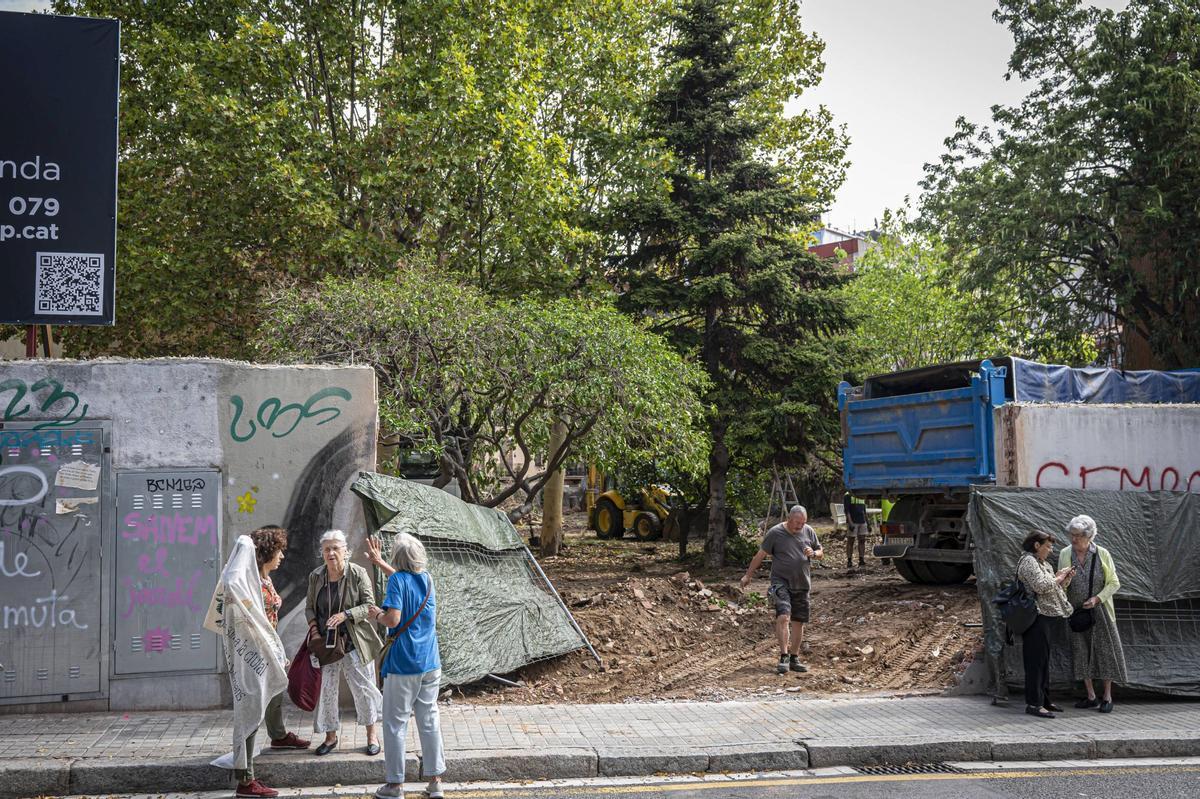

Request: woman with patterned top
left=250, top=526, right=310, bottom=752
left=1016, top=530, right=1075, bottom=719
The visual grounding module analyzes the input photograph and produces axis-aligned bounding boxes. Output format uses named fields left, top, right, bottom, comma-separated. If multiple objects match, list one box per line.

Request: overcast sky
left=793, top=0, right=1127, bottom=232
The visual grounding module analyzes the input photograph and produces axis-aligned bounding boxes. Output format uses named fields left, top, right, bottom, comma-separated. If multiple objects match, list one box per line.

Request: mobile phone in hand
left=325, top=628, right=337, bottom=648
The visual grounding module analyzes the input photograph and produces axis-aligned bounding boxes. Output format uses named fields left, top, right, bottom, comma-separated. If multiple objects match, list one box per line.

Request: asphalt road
left=444, top=766, right=1198, bottom=798
left=92, top=763, right=1200, bottom=799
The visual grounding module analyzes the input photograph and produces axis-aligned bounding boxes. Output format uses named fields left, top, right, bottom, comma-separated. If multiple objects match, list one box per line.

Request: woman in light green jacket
left=1058, top=514, right=1127, bottom=713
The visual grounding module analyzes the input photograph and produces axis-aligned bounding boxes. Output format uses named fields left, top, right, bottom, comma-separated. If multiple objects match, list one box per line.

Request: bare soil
left=457, top=512, right=984, bottom=703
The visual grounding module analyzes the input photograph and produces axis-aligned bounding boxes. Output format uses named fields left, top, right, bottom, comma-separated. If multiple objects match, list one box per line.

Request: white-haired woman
left=365, top=534, right=445, bottom=799
left=305, top=529, right=385, bottom=755
left=1058, top=514, right=1127, bottom=713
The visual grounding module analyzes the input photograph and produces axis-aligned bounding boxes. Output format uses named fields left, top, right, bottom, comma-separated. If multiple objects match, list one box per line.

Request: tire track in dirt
left=857, top=623, right=963, bottom=690
left=655, top=638, right=779, bottom=694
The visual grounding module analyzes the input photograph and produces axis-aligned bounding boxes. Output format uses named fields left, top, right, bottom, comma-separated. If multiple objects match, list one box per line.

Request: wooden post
left=25, top=325, right=36, bottom=358
left=40, top=325, right=53, bottom=358
left=540, top=420, right=567, bottom=557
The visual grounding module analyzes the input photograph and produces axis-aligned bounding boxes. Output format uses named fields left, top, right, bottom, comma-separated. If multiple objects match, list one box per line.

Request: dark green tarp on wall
left=968, top=486, right=1200, bottom=697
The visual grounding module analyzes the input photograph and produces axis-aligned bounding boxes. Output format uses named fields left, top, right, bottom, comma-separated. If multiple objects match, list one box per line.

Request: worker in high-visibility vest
left=842, top=491, right=869, bottom=569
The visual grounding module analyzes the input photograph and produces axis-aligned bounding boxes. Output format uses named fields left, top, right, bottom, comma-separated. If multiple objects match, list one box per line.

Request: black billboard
left=0, top=12, right=119, bottom=326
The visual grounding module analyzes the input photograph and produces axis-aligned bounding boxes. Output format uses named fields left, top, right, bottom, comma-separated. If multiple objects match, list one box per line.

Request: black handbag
left=994, top=567, right=1038, bottom=635
left=1068, top=552, right=1098, bottom=633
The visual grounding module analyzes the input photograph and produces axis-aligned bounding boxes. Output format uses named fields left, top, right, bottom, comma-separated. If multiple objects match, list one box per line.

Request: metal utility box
left=113, top=470, right=221, bottom=675
left=0, top=422, right=112, bottom=704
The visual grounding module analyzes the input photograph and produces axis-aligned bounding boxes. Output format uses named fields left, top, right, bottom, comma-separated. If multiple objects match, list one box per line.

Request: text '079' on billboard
left=0, top=12, right=119, bottom=326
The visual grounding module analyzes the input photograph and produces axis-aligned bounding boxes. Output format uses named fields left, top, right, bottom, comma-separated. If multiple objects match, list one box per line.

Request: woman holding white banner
left=205, top=535, right=289, bottom=798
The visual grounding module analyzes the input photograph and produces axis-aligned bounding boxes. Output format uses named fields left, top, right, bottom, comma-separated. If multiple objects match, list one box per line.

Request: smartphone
left=325, top=628, right=337, bottom=649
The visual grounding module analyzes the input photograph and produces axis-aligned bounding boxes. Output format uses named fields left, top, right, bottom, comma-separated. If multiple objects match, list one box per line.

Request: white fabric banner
left=206, top=535, right=288, bottom=770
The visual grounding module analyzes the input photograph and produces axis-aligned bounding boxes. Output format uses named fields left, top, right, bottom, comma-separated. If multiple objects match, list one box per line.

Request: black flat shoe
left=1025, top=705, right=1055, bottom=718
left=1074, top=697, right=1100, bottom=709
left=1099, top=700, right=1114, bottom=713
left=365, top=743, right=381, bottom=756
left=1043, top=703, right=1064, bottom=713
left=315, top=738, right=338, bottom=756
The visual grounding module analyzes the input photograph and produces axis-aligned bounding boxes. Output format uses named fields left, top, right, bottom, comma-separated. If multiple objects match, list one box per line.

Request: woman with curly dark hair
left=249, top=526, right=310, bottom=759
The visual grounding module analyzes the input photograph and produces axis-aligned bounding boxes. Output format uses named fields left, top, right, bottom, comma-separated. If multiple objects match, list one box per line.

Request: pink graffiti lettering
left=137, top=546, right=170, bottom=578
left=1035, top=461, right=1200, bottom=493
left=122, top=513, right=217, bottom=546
left=120, top=570, right=203, bottom=619
left=144, top=626, right=172, bottom=653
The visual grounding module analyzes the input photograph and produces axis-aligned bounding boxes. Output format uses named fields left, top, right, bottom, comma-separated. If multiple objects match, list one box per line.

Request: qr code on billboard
left=34, top=252, right=105, bottom=316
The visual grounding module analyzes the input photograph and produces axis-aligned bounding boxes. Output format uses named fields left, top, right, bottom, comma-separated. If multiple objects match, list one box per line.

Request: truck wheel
left=921, top=561, right=973, bottom=584
left=594, top=498, right=624, bottom=539
left=893, top=558, right=923, bottom=584
left=632, top=512, right=662, bottom=541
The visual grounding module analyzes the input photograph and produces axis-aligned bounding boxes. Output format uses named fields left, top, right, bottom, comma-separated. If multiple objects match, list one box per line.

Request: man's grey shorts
left=768, top=579, right=810, bottom=623
left=849, top=522, right=869, bottom=539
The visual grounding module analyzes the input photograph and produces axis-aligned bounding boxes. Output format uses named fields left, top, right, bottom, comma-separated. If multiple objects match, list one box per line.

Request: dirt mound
left=452, top=513, right=983, bottom=704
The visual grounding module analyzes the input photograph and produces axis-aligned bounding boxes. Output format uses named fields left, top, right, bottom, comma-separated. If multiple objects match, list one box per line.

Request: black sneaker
left=789, top=656, right=808, bottom=673
left=776, top=655, right=789, bottom=675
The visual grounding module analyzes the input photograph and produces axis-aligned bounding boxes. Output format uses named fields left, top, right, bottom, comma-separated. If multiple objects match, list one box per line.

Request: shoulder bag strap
left=1086, top=548, right=1098, bottom=598
left=384, top=574, right=431, bottom=645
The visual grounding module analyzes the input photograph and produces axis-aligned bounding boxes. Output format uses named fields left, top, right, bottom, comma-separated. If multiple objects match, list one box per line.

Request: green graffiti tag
left=228, top=387, right=353, bottom=443
left=0, top=377, right=89, bottom=430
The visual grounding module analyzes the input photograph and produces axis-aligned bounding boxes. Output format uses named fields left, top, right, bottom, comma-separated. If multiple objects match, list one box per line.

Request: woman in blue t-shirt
left=365, top=533, right=445, bottom=799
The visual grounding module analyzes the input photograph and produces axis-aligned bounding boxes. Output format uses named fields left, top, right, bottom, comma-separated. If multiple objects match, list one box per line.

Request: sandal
left=1024, top=705, right=1055, bottom=718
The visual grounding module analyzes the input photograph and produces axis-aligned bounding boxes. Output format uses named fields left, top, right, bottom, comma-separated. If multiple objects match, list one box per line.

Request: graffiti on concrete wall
left=223, top=378, right=371, bottom=627
left=0, top=425, right=103, bottom=697
left=228, top=387, right=352, bottom=442
left=0, top=377, right=89, bottom=429
left=1036, top=461, right=1200, bottom=493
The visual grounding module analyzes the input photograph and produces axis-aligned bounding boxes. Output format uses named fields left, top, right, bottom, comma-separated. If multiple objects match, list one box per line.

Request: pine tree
left=611, top=0, right=852, bottom=567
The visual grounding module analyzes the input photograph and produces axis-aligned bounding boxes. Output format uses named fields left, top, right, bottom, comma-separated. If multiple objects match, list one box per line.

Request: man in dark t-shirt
left=741, top=505, right=823, bottom=674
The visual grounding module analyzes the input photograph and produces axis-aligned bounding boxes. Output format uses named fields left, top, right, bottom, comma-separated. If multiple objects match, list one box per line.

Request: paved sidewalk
left=2, top=696, right=1199, bottom=797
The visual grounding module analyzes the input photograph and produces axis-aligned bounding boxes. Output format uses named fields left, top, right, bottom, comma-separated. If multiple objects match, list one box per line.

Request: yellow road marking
left=447, top=765, right=1200, bottom=797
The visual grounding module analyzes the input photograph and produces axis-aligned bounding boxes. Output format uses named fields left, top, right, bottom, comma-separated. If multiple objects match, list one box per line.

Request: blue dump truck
left=837, top=358, right=1200, bottom=584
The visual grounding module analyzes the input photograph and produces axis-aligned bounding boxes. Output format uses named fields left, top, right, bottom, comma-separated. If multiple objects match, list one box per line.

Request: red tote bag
left=287, top=639, right=322, bottom=711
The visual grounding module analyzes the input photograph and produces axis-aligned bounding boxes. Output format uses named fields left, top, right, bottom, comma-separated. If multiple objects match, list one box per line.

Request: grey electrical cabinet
left=0, top=423, right=111, bottom=703
left=114, top=470, right=221, bottom=675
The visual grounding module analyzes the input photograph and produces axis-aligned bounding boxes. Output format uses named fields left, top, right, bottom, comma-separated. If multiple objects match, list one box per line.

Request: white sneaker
left=425, top=778, right=444, bottom=798
left=374, top=783, right=403, bottom=799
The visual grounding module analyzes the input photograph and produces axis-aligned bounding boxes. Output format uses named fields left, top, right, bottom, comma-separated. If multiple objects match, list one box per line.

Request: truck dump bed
left=839, top=358, right=1200, bottom=496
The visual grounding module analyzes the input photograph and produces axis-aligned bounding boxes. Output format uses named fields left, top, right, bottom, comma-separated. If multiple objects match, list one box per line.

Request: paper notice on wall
left=56, top=496, right=100, bottom=514
left=54, top=460, right=101, bottom=491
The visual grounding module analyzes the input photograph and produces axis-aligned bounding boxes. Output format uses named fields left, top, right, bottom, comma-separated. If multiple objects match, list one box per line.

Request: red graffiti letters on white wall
left=1035, top=461, right=1200, bottom=492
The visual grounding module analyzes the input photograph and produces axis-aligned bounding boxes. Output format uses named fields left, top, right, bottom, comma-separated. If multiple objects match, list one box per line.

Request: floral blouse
left=1017, top=553, right=1073, bottom=618
left=261, top=575, right=282, bottom=628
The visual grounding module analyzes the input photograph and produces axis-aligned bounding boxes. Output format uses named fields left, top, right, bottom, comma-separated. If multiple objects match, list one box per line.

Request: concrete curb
left=8, top=735, right=1200, bottom=798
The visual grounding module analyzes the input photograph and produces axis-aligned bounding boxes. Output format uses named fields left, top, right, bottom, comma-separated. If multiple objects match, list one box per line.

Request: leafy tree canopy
left=920, top=0, right=1200, bottom=368
left=841, top=211, right=1098, bottom=379
left=254, top=268, right=709, bottom=518
left=610, top=0, right=852, bottom=566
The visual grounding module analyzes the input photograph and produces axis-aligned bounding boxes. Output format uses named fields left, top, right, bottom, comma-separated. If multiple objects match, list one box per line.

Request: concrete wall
left=0, top=358, right=376, bottom=712
left=996, top=403, right=1200, bottom=493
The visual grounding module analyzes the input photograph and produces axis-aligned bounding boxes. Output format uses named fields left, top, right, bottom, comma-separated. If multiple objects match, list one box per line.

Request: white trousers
left=382, top=668, right=445, bottom=783
left=313, top=649, right=383, bottom=733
